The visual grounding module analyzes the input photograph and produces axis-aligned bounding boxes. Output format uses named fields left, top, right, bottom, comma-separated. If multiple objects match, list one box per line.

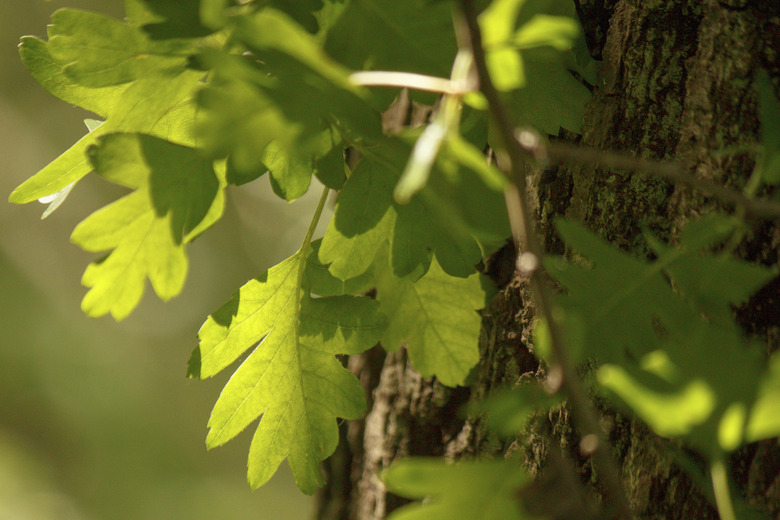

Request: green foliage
left=325, top=0, right=457, bottom=79
left=73, top=133, right=225, bottom=320
left=544, top=216, right=778, bottom=455
left=756, top=70, right=780, bottom=184
left=11, top=1, right=780, bottom=518
left=384, top=458, right=528, bottom=520
left=376, top=254, right=488, bottom=386
left=189, top=231, right=387, bottom=492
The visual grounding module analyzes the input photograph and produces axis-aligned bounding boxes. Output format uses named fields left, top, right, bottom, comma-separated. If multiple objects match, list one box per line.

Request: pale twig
left=349, top=70, right=475, bottom=96
left=455, top=2, right=634, bottom=519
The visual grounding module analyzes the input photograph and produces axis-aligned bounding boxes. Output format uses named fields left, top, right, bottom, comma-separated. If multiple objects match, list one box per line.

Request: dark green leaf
left=756, top=70, right=780, bottom=184
left=325, top=0, right=457, bottom=79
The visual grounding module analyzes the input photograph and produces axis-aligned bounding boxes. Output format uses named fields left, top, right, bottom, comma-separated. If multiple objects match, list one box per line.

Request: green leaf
left=192, top=251, right=386, bottom=493
left=477, top=0, right=590, bottom=133
left=475, top=384, right=562, bottom=438
left=70, top=133, right=225, bottom=320
left=376, top=255, right=487, bottom=387
left=195, top=10, right=381, bottom=190
left=504, top=46, right=591, bottom=133
left=126, top=0, right=214, bottom=38
left=318, top=155, right=484, bottom=281
left=18, top=36, right=125, bottom=116
left=38, top=119, right=103, bottom=219
left=325, top=0, right=457, bottom=79
left=263, top=141, right=313, bottom=201
left=313, top=138, right=347, bottom=190
left=756, top=70, right=780, bottom=184
left=47, top=9, right=195, bottom=87
left=304, top=239, right=375, bottom=297
left=747, top=351, right=780, bottom=443
left=546, top=219, right=694, bottom=365
left=318, top=159, right=396, bottom=280
left=10, top=53, right=203, bottom=204
left=384, top=458, right=528, bottom=520
left=550, top=216, right=776, bottom=453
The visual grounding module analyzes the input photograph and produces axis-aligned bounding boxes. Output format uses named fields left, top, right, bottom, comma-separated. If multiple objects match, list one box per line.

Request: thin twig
left=454, top=3, right=633, bottom=519
left=515, top=129, right=780, bottom=220
left=349, top=70, right=474, bottom=95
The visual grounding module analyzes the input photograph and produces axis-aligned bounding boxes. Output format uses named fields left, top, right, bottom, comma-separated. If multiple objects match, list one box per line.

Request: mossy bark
left=315, top=1, right=780, bottom=519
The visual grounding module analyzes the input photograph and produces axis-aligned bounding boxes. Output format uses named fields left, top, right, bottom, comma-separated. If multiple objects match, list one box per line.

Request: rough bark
left=316, top=1, right=780, bottom=519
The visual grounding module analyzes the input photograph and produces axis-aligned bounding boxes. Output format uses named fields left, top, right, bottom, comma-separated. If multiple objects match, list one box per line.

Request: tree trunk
left=316, top=1, right=780, bottom=519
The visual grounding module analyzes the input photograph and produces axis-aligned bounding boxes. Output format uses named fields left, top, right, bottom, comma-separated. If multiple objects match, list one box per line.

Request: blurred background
left=1, top=2, right=328, bottom=518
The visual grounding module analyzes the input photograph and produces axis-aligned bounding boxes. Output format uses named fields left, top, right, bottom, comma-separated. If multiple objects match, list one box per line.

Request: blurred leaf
left=747, top=351, right=780, bottom=443
left=71, top=133, right=225, bottom=320
left=477, top=384, right=562, bottom=437
left=476, top=0, right=590, bottom=132
left=504, top=47, right=591, bottom=133
left=443, top=133, right=507, bottom=191
left=546, top=219, right=693, bottom=365
left=376, top=255, right=487, bottom=387
left=756, top=70, right=780, bottom=184
left=195, top=9, right=381, bottom=190
left=191, top=252, right=386, bottom=493
left=267, top=0, right=326, bottom=34
left=513, top=13, right=580, bottom=50
left=384, top=458, right=528, bottom=520
left=598, top=324, right=765, bottom=453
left=325, top=0, right=457, bottom=79
left=126, top=0, right=214, bottom=38
left=598, top=364, right=716, bottom=438
left=647, top=215, right=773, bottom=323
left=395, top=122, right=447, bottom=204
left=47, top=9, right=195, bottom=87
left=550, top=216, right=776, bottom=454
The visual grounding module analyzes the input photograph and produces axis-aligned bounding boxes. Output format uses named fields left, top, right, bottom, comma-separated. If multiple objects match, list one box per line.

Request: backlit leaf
left=11, top=41, right=203, bottom=204
left=376, top=255, right=488, bottom=387
left=191, top=251, right=386, bottom=493
left=71, top=133, right=224, bottom=320
left=47, top=9, right=195, bottom=87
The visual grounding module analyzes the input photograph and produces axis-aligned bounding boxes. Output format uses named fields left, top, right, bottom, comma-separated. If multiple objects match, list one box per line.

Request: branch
left=515, top=128, right=780, bottom=220
left=454, top=3, right=633, bottom=519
